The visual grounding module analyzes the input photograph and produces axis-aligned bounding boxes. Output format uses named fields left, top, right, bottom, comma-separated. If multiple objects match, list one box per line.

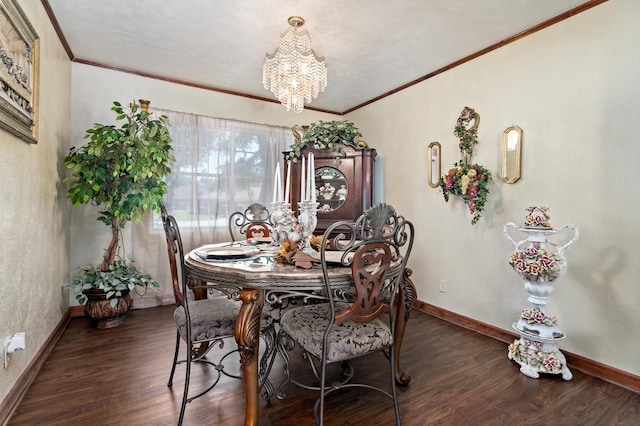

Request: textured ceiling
left=46, top=0, right=597, bottom=114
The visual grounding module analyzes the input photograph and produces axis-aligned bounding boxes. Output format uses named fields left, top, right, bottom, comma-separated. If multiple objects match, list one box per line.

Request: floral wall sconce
left=502, top=126, right=523, bottom=184
left=427, top=142, right=441, bottom=188
left=439, top=107, right=493, bottom=225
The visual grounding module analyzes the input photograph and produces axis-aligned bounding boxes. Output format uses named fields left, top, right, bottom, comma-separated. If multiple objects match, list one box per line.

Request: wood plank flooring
left=7, top=305, right=640, bottom=425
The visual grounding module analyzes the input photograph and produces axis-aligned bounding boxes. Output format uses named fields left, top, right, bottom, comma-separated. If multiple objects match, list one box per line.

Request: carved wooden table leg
left=236, top=288, right=264, bottom=426
left=394, top=268, right=417, bottom=385
left=191, top=286, right=208, bottom=300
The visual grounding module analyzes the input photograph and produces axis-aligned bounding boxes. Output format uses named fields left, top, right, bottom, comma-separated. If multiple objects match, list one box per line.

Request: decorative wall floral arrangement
left=439, top=107, right=493, bottom=225
left=440, top=162, right=492, bottom=225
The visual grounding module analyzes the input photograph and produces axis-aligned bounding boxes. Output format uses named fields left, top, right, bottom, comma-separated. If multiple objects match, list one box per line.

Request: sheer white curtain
left=131, top=108, right=294, bottom=303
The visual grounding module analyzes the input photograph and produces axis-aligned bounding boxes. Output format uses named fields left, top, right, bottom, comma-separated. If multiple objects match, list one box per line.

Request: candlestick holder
left=297, top=200, right=319, bottom=253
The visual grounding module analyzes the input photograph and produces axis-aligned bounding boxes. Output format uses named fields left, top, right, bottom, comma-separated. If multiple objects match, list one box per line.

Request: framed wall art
left=0, top=0, right=39, bottom=143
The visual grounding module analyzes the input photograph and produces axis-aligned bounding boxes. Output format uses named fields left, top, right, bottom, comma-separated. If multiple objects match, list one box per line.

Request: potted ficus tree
left=64, top=100, right=174, bottom=328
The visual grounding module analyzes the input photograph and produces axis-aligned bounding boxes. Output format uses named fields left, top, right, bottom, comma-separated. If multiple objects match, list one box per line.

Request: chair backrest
left=337, top=241, right=392, bottom=325
left=228, top=202, right=272, bottom=242
left=160, top=202, right=186, bottom=307
left=320, top=203, right=414, bottom=326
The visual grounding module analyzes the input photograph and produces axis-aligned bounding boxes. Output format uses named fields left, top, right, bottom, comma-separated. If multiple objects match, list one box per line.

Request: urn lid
left=523, top=206, right=552, bottom=229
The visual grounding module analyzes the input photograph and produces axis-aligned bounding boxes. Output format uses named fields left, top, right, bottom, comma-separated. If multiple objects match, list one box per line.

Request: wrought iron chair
left=161, top=204, right=242, bottom=425
left=228, top=202, right=273, bottom=242
left=277, top=203, right=414, bottom=425
left=227, top=201, right=284, bottom=400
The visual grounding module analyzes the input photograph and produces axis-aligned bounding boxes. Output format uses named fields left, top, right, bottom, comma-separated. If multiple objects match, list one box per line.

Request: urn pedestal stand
left=504, top=219, right=579, bottom=380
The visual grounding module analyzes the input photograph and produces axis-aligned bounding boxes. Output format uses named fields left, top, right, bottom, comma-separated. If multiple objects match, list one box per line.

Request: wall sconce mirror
left=501, top=126, right=522, bottom=184
left=427, top=142, right=441, bottom=188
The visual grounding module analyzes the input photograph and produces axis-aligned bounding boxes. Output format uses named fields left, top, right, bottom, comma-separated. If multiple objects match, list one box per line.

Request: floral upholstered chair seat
left=174, top=297, right=239, bottom=342
left=281, top=302, right=393, bottom=363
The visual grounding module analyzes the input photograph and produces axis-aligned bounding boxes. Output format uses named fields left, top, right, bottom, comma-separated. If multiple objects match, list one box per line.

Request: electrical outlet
left=439, top=279, right=446, bottom=293
left=3, top=332, right=25, bottom=368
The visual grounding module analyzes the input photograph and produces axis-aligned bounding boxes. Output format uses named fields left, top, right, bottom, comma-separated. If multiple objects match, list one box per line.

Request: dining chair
left=228, top=202, right=273, bottom=242
left=160, top=203, right=243, bottom=425
left=228, top=201, right=306, bottom=399
left=277, top=203, right=414, bottom=425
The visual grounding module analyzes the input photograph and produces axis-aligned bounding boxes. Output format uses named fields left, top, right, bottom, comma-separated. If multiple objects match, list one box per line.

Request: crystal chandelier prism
left=263, top=16, right=327, bottom=113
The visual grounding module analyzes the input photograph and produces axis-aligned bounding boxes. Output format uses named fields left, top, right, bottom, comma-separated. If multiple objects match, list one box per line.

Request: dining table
left=184, top=242, right=417, bottom=426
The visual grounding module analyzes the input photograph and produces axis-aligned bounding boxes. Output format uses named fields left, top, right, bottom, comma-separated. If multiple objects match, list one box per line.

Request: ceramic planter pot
left=83, top=289, right=132, bottom=329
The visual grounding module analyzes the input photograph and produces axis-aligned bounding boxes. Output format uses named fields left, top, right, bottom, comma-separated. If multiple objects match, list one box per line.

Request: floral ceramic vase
left=503, top=206, right=579, bottom=380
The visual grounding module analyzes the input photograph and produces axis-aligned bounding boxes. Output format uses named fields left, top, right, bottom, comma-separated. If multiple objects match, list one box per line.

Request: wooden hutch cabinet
left=284, top=143, right=376, bottom=234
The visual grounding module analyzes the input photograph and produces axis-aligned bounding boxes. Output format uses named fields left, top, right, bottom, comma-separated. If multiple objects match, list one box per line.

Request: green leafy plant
left=66, top=259, right=159, bottom=306
left=285, top=120, right=363, bottom=162
left=64, top=101, right=174, bottom=304
left=454, top=122, right=478, bottom=156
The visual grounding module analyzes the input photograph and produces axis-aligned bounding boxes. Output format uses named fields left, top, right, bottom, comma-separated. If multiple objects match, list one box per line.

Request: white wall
left=0, top=1, right=72, bottom=402
left=347, top=0, right=640, bottom=375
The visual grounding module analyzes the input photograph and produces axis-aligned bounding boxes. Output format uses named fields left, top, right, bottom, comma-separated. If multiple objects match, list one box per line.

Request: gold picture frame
left=427, top=141, right=441, bottom=188
left=0, top=0, right=39, bottom=143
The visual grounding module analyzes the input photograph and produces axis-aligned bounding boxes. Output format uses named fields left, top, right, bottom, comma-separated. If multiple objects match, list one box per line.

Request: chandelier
left=263, top=16, right=327, bottom=113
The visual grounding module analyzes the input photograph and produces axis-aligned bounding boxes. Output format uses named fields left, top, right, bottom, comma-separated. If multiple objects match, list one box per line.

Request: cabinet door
left=285, top=145, right=376, bottom=234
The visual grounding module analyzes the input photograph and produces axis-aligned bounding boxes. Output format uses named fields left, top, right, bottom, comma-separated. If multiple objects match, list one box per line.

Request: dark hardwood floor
left=7, top=305, right=640, bottom=425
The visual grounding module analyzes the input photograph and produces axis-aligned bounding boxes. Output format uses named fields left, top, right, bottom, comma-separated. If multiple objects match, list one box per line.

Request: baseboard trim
left=415, top=300, right=640, bottom=394
left=0, top=308, right=73, bottom=426
left=69, top=305, right=84, bottom=317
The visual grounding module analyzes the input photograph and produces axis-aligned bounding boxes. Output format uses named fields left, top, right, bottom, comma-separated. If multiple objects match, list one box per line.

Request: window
left=151, top=109, right=293, bottom=236
left=132, top=109, right=294, bottom=298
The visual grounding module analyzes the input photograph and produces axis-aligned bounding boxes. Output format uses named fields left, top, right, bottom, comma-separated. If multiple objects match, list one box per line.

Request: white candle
left=273, top=162, right=278, bottom=203
left=300, top=156, right=306, bottom=201
left=276, top=162, right=282, bottom=202
left=306, top=154, right=310, bottom=202
left=307, top=157, right=311, bottom=201
left=309, top=153, right=316, bottom=203
left=285, top=161, right=291, bottom=203
left=307, top=153, right=316, bottom=201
